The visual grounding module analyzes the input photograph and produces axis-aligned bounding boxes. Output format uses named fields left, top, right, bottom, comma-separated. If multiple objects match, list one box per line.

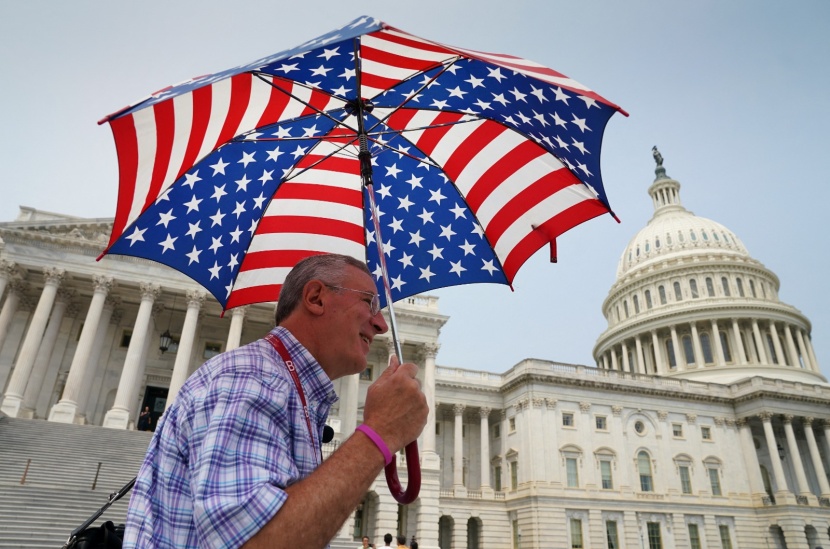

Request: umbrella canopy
left=98, top=16, right=626, bottom=312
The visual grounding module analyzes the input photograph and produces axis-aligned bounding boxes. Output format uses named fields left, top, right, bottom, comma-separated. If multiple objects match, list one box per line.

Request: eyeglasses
left=325, top=284, right=381, bottom=316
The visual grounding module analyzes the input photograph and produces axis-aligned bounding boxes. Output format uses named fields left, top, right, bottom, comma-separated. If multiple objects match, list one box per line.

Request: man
left=396, top=535, right=408, bottom=549
left=123, top=254, right=428, bottom=548
left=379, top=533, right=394, bottom=549
left=358, top=535, right=372, bottom=549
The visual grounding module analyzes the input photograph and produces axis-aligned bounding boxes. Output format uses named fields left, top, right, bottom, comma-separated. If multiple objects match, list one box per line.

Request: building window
left=596, top=416, right=607, bottom=430
left=690, top=229, right=697, bottom=241
left=708, top=467, right=722, bottom=495
left=638, top=451, right=653, bottom=492
left=749, top=279, right=757, bottom=298
left=736, top=277, right=745, bottom=297
left=766, top=334, right=778, bottom=363
left=688, top=524, right=702, bottom=549
left=494, top=465, right=502, bottom=491
left=566, top=457, right=579, bottom=487
left=701, top=426, right=712, bottom=440
left=120, top=329, right=132, bottom=348
left=718, top=525, right=733, bottom=549
left=634, top=421, right=646, bottom=434
left=633, top=295, right=640, bottom=314
left=666, top=339, right=677, bottom=369
left=647, top=522, right=662, bottom=549
left=720, top=331, right=732, bottom=362
left=700, top=333, right=714, bottom=364
left=679, top=465, right=692, bottom=494
left=673, top=281, right=682, bottom=301
left=563, top=413, right=574, bottom=427
left=658, top=285, right=667, bottom=305
left=509, top=417, right=516, bottom=432
left=645, top=289, right=653, bottom=309
left=435, top=422, right=441, bottom=435
left=623, top=300, right=629, bottom=318
left=570, top=518, right=584, bottom=549
left=689, top=278, right=699, bottom=298
left=510, top=461, right=518, bottom=490
left=702, top=229, right=709, bottom=241
left=203, top=342, right=222, bottom=359
left=606, top=521, right=620, bottom=549
left=682, top=335, right=695, bottom=365
left=706, top=277, right=715, bottom=297
left=360, top=366, right=373, bottom=380
left=600, top=460, right=613, bottom=489
left=678, top=229, right=685, bottom=243
left=494, top=424, right=501, bottom=438
left=672, top=423, right=683, bottom=437
left=721, top=277, right=731, bottom=296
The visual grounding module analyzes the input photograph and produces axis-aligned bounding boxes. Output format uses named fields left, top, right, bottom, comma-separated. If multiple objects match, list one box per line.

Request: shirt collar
left=269, top=326, right=338, bottom=406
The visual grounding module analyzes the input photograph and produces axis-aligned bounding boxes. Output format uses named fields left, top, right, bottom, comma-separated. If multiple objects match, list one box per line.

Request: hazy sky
left=1, top=2, right=828, bottom=379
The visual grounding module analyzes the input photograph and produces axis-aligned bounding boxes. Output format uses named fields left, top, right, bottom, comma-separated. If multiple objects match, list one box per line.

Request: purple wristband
left=356, top=424, right=394, bottom=465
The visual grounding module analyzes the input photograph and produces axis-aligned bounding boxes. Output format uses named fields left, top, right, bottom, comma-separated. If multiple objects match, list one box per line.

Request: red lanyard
left=265, top=333, right=319, bottom=463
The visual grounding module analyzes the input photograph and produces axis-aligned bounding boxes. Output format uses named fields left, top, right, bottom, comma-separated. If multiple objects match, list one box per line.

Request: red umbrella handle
left=384, top=440, right=421, bottom=504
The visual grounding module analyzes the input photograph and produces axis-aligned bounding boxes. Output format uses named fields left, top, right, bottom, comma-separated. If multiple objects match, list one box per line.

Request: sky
left=1, top=1, right=828, bottom=380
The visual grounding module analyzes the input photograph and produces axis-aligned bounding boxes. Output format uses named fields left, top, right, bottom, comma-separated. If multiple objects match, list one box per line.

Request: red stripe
left=238, top=249, right=328, bottom=272
left=412, top=112, right=465, bottom=156
left=361, top=72, right=409, bottom=94
left=384, top=108, right=419, bottom=131
left=362, top=44, right=441, bottom=73
left=107, top=115, right=139, bottom=247
left=274, top=183, right=362, bottom=207
left=372, top=30, right=453, bottom=55
left=177, top=85, right=212, bottom=182
left=256, top=77, right=293, bottom=128
left=214, top=74, right=252, bottom=148
left=226, top=284, right=282, bottom=309
left=439, top=121, right=510, bottom=194
left=300, top=88, right=334, bottom=117
left=256, top=216, right=364, bottom=243
left=294, top=154, right=359, bottom=173
left=464, top=140, right=546, bottom=211
left=142, top=100, right=176, bottom=213
left=500, top=199, right=608, bottom=281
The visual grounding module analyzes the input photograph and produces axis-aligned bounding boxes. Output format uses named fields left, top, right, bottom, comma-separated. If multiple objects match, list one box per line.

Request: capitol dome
left=593, top=149, right=825, bottom=385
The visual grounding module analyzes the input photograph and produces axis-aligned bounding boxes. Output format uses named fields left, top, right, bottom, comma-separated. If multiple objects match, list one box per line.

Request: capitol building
left=0, top=156, right=828, bottom=549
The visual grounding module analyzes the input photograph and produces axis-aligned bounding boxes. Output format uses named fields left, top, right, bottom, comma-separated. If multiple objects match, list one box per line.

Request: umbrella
left=98, top=16, right=626, bottom=504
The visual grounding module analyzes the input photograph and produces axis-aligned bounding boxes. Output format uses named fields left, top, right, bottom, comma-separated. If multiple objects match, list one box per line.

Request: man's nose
left=372, top=309, right=388, bottom=334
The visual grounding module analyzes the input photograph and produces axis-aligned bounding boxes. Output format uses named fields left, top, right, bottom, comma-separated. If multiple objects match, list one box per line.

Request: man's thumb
left=386, top=353, right=400, bottom=373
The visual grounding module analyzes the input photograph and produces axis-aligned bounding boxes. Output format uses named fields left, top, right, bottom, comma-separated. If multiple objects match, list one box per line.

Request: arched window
left=719, top=331, right=732, bottom=362
left=706, top=277, right=715, bottom=297
left=766, top=334, right=778, bottom=364
left=645, top=241, right=650, bottom=253
left=689, top=279, right=699, bottom=298
left=690, top=229, right=697, bottom=241
left=721, top=277, right=731, bottom=297
left=658, top=286, right=667, bottom=305
left=655, top=236, right=661, bottom=249
left=702, top=230, right=709, bottom=241
left=749, top=280, right=757, bottom=298
left=615, top=306, right=620, bottom=322
left=673, top=282, right=682, bottom=301
left=645, top=290, right=653, bottom=309
left=666, top=339, right=677, bottom=369
left=623, top=301, right=629, bottom=318
left=713, top=232, right=720, bottom=241
left=633, top=295, right=640, bottom=314
left=666, top=233, right=672, bottom=246
left=736, top=278, right=745, bottom=297
left=700, top=333, right=714, bottom=364
left=638, top=451, right=654, bottom=492
left=678, top=230, right=685, bottom=243
left=682, top=335, right=695, bottom=365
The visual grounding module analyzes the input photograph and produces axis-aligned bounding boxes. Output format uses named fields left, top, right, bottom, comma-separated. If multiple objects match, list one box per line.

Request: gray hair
left=274, top=253, right=371, bottom=325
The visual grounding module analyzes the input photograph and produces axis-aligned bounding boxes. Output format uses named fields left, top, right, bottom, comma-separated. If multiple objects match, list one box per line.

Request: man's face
left=319, top=265, right=387, bottom=379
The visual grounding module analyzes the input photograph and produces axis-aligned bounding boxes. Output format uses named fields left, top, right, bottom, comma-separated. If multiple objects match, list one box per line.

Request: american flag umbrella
left=98, top=16, right=626, bottom=503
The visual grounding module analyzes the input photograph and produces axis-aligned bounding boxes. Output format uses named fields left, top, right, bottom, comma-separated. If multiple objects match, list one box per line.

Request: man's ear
left=302, top=279, right=327, bottom=316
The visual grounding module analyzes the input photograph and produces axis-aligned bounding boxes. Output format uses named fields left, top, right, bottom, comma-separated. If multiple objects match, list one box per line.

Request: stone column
left=783, top=324, right=799, bottom=368
left=783, top=415, right=812, bottom=499
left=20, top=288, right=72, bottom=416
left=453, top=403, right=465, bottom=491
left=451, top=516, right=468, bottom=549
left=634, top=336, right=646, bottom=374
left=621, top=341, right=630, bottom=373
left=751, top=319, right=768, bottom=364
left=225, top=306, right=247, bottom=351
left=49, top=275, right=114, bottom=424
left=769, top=322, right=785, bottom=365
left=804, top=335, right=819, bottom=373
left=732, top=319, right=747, bottom=364
left=759, top=412, right=790, bottom=496
left=651, top=330, right=664, bottom=374
left=2, top=268, right=65, bottom=417
left=794, top=329, right=812, bottom=370
left=736, top=418, right=766, bottom=499
left=0, top=280, right=23, bottom=354
left=75, top=297, right=118, bottom=421
left=422, top=343, right=439, bottom=458
left=711, top=320, right=726, bottom=366
left=610, top=348, right=619, bottom=371
left=691, top=323, right=704, bottom=367
left=803, top=418, right=830, bottom=497
left=670, top=325, right=682, bottom=370
left=0, top=259, right=18, bottom=305
left=166, top=290, right=205, bottom=409
left=479, top=407, right=491, bottom=491
left=601, top=354, right=609, bottom=370
left=103, top=282, right=161, bottom=429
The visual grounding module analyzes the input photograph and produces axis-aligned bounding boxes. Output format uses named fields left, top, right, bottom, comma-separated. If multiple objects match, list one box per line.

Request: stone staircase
left=0, top=414, right=152, bottom=549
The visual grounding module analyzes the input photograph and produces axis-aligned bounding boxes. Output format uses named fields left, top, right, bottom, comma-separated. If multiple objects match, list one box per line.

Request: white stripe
left=127, top=108, right=158, bottom=228
left=234, top=77, right=275, bottom=137
left=367, top=32, right=451, bottom=64
left=246, top=232, right=365, bottom=255
left=264, top=198, right=363, bottom=224
left=197, top=78, right=233, bottom=163
left=232, top=266, right=293, bottom=291
left=288, top=168, right=362, bottom=189
left=162, top=93, right=194, bottom=194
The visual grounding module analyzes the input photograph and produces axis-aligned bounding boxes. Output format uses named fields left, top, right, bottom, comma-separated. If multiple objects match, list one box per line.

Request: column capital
left=186, top=288, right=207, bottom=308
left=657, top=410, right=668, bottom=421
left=783, top=414, right=795, bottom=424
left=92, top=274, right=115, bottom=294
left=42, top=267, right=66, bottom=286
left=545, top=398, right=558, bottom=409
left=0, top=259, right=19, bottom=279
left=611, top=405, right=623, bottom=416
left=803, top=417, right=814, bottom=426
left=533, top=397, right=546, bottom=409
left=139, top=282, right=162, bottom=301
left=479, top=407, right=491, bottom=418
left=735, top=417, right=749, bottom=428
left=231, top=305, right=248, bottom=317
left=453, top=403, right=466, bottom=416
left=758, top=411, right=774, bottom=421
left=578, top=401, right=591, bottom=413
left=685, top=413, right=697, bottom=424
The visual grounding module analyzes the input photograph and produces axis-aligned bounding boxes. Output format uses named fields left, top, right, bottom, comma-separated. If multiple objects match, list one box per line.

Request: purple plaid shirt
left=123, top=327, right=338, bottom=548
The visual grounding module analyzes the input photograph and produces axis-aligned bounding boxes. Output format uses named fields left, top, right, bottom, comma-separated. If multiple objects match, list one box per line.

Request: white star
left=385, top=163, right=402, bottom=178
left=509, top=87, right=528, bottom=102
left=459, top=240, right=476, bottom=255
left=465, top=75, right=484, bottom=88
left=398, top=252, right=413, bottom=269
left=408, top=230, right=424, bottom=247
left=428, top=188, right=446, bottom=204
left=186, top=245, right=202, bottom=265
left=310, top=65, right=332, bottom=77
left=208, top=261, right=222, bottom=280
left=449, top=203, right=467, bottom=219
left=159, top=233, right=177, bottom=253
left=447, top=86, right=467, bottom=99
left=449, top=260, right=466, bottom=276
left=577, top=161, right=593, bottom=177
left=234, top=175, right=251, bottom=193
left=375, top=183, right=392, bottom=200
left=259, top=169, right=274, bottom=184
left=555, top=135, right=570, bottom=150
left=318, top=47, right=340, bottom=60
left=339, top=67, right=356, bottom=80
left=185, top=221, right=202, bottom=239
left=406, top=175, right=423, bottom=189
left=571, top=115, right=591, bottom=133
left=331, top=85, right=351, bottom=97
left=552, top=87, right=570, bottom=104
left=211, top=184, right=227, bottom=202
left=210, top=158, right=229, bottom=176
left=253, top=192, right=267, bottom=210
left=482, top=259, right=498, bottom=275
left=572, top=139, right=588, bottom=155
left=247, top=219, right=258, bottom=235
left=183, top=195, right=202, bottom=213
left=532, top=110, right=549, bottom=127
left=417, top=208, right=434, bottom=224
left=239, top=151, right=256, bottom=168
left=431, top=99, right=449, bottom=110
left=225, top=283, right=233, bottom=299
left=390, top=274, right=406, bottom=291
left=516, top=111, right=531, bottom=124
left=227, top=253, right=239, bottom=269
left=389, top=217, right=404, bottom=233
left=233, top=201, right=247, bottom=218
left=382, top=239, right=396, bottom=257
left=229, top=226, right=243, bottom=244
left=182, top=171, right=202, bottom=189
left=530, top=86, right=548, bottom=103
left=302, top=124, right=321, bottom=137
left=125, top=226, right=146, bottom=246
left=471, top=223, right=485, bottom=238
left=473, top=99, right=492, bottom=111
left=439, top=224, right=456, bottom=240
left=157, top=209, right=176, bottom=228
left=278, top=63, right=300, bottom=74
left=365, top=228, right=376, bottom=245
left=487, top=67, right=506, bottom=82
left=492, top=93, right=509, bottom=106
left=372, top=263, right=383, bottom=280
left=291, top=145, right=309, bottom=159
left=273, top=126, right=292, bottom=138
left=266, top=146, right=283, bottom=162
left=427, top=244, right=444, bottom=260
left=419, top=265, right=435, bottom=282
left=209, top=236, right=223, bottom=253
left=397, top=195, right=414, bottom=211
left=209, top=209, right=225, bottom=227
left=578, top=95, right=599, bottom=109
left=551, top=112, right=567, bottom=128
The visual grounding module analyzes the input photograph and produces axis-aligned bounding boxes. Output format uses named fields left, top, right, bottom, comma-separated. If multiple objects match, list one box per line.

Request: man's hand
left=361, top=355, right=428, bottom=454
